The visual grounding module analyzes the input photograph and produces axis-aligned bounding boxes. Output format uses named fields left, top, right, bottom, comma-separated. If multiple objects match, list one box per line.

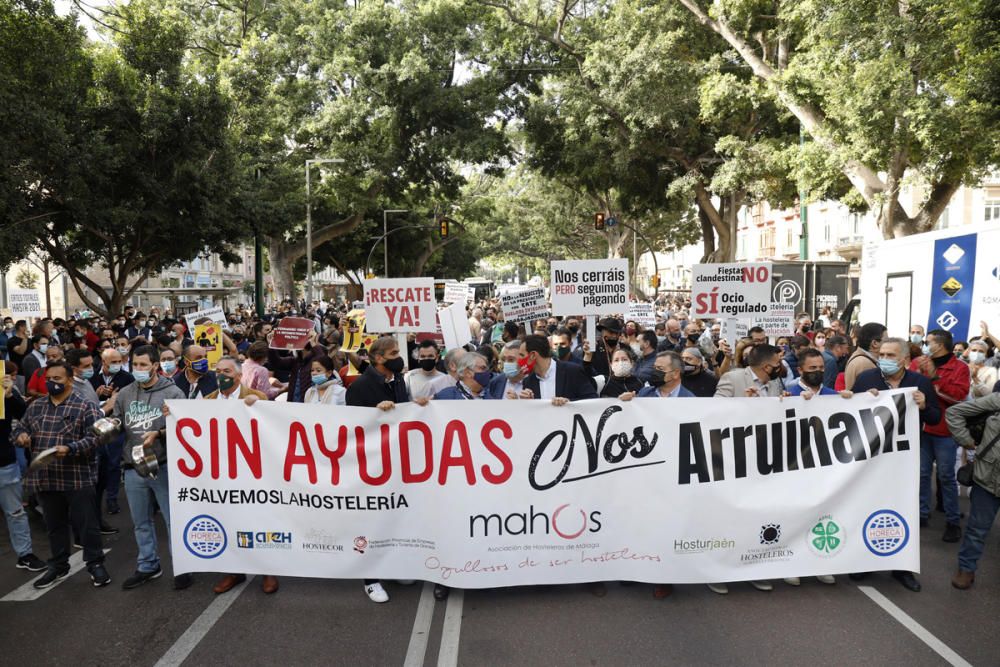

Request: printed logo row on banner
left=168, top=391, right=920, bottom=586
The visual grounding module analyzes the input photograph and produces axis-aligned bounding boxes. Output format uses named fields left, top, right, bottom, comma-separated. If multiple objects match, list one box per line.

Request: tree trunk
left=698, top=207, right=716, bottom=263
left=266, top=240, right=297, bottom=302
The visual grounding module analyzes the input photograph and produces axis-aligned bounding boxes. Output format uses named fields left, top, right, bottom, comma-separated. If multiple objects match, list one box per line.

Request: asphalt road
left=1, top=494, right=997, bottom=667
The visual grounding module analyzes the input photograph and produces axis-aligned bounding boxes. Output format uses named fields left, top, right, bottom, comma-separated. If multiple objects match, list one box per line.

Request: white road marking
left=857, top=585, right=973, bottom=667
left=153, top=575, right=255, bottom=667
left=403, top=582, right=436, bottom=667
left=2, top=549, right=110, bottom=602
left=436, top=589, right=464, bottom=667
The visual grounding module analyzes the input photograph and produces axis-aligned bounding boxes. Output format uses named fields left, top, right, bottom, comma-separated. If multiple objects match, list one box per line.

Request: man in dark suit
left=518, top=334, right=597, bottom=403
left=345, top=336, right=428, bottom=604
left=850, top=336, right=940, bottom=593
left=89, top=347, right=134, bottom=518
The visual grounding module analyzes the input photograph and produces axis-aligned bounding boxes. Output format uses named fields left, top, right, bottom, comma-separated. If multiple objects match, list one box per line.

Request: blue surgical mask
left=502, top=361, right=520, bottom=379
left=878, top=359, right=900, bottom=376
left=191, top=358, right=209, bottom=374
left=39, top=344, right=48, bottom=353
left=473, top=370, right=492, bottom=388
left=910, top=334, right=923, bottom=345
left=161, top=361, right=177, bottom=374
left=311, top=373, right=328, bottom=386
left=108, top=363, right=122, bottom=374
left=921, top=344, right=930, bottom=356
left=132, top=369, right=152, bottom=383
left=81, top=368, right=95, bottom=380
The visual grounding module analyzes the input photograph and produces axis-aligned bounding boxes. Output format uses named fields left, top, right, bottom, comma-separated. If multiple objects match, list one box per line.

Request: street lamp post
left=382, top=209, right=408, bottom=277
left=305, top=158, right=345, bottom=303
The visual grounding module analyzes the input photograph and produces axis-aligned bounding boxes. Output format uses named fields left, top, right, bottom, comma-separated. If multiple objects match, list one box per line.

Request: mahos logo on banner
left=468, top=504, right=602, bottom=539
left=863, top=509, right=909, bottom=556
left=183, top=514, right=227, bottom=559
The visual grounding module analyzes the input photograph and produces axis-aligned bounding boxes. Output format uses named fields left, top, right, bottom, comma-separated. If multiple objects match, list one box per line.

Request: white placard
left=8, top=289, right=41, bottom=319
left=550, top=259, right=629, bottom=316
left=626, top=302, right=655, bottom=327
left=691, top=262, right=772, bottom=319
left=720, top=317, right=748, bottom=350
left=363, top=278, right=436, bottom=333
left=500, top=287, right=550, bottom=324
left=585, top=315, right=597, bottom=350
left=184, top=305, right=227, bottom=328
left=438, top=301, right=473, bottom=351
left=443, top=282, right=472, bottom=304
left=168, top=390, right=921, bottom=586
left=753, top=303, right=796, bottom=337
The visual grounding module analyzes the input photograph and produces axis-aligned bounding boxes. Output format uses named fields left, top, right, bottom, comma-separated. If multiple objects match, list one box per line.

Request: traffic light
left=594, top=212, right=605, bottom=231
left=439, top=216, right=450, bottom=238
left=650, top=274, right=660, bottom=288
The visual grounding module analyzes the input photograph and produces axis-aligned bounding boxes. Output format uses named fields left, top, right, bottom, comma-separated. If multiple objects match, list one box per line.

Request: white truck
left=858, top=221, right=1000, bottom=342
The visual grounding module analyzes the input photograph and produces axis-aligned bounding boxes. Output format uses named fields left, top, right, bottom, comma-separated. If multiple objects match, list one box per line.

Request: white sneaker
left=706, top=583, right=729, bottom=595
left=365, top=582, right=389, bottom=603
left=817, top=575, right=836, bottom=585
left=783, top=577, right=801, bottom=586
left=396, top=579, right=415, bottom=585
left=751, top=580, right=773, bottom=592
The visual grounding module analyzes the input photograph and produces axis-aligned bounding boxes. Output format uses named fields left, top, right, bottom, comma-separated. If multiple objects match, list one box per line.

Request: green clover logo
left=811, top=520, right=842, bottom=553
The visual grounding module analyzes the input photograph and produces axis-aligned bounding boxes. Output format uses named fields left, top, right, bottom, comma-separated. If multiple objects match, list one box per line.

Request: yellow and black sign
left=941, top=277, right=963, bottom=297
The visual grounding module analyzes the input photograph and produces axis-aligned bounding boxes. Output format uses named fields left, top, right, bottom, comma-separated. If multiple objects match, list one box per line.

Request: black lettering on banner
left=678, top=423, right=710, bottom=484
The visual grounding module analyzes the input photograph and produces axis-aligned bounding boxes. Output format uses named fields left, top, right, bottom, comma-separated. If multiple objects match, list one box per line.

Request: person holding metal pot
left=112, top=345, right=188, bottom=591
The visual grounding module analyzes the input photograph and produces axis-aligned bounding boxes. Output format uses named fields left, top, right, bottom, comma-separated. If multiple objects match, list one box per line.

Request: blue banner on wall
left=927, top=233, right=978, bottom=340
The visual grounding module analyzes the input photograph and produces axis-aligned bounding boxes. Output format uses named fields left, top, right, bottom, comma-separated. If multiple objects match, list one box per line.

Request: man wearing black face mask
left=405, top=340, right=444, bottom=399
left=787, top=349, right=852, bottom=398
left=679, top=348, right=718, bottom=397
left=346, top=336, right=428, bottom=604
left=582, top=317, right=623, bottom=380
left=715, top=344, right=787, bottom=398
left=565, top=318, right=583, bottom=353
left=657, top=318, right=683, bottom=353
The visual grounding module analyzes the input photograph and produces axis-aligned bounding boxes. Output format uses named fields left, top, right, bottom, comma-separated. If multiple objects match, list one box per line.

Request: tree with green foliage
left=677, top=0, right=1000, bottom=238
left=0, top=0, right=246, bottom=317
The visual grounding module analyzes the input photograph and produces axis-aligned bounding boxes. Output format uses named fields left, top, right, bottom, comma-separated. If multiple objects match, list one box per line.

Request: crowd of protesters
left=2, top=292, right=999, bottom=601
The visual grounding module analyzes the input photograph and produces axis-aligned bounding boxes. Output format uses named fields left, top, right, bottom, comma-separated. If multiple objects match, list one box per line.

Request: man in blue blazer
left=517, top=334, right=597, bottom=403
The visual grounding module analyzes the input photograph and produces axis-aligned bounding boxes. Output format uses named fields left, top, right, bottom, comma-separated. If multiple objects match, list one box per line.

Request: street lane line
left=403, top=582, right=436, bottom=667
left=436, top=589, right=464, bottom=667
left=1, top=549, right=110, bottom=602
left=857, top=586, right=973, bottom=667
left=154, top=575, right=255, bottom=667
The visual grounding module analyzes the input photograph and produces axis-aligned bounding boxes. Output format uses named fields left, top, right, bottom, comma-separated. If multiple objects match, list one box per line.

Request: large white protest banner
left=500, top=287, right=550, bottom=324
left=8, top=289, right=41, bottom=319
left=550, top=259, right=629, bottom=316
left=692, top=262, right=772, bottom=319
left=363, top=278, right=436, bottom=333
left=168, top=391, right=920, bottom=587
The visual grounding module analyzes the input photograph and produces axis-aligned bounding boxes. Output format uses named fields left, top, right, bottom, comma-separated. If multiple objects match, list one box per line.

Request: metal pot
left=132, top=445, right=160, bottom=479
left=91, top=417, right=123, bottom=443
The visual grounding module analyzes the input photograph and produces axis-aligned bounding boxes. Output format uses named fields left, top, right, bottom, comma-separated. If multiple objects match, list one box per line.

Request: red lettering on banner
left=480, top=419, right=514, bottom=484
left=210, top=418, right=221, bottom=479
left=176, top=418, right=203, bottom=477
left=284, top=422, right=317, bottom=484
left=439, top=420, right=475, bottom=485
left=358, top=424, right=392, bottom=485
left=227, top=418, right=262, bottom=479
left=316, top=425, right=349, bottom=484
left=399, top=421, right=433, bottom=483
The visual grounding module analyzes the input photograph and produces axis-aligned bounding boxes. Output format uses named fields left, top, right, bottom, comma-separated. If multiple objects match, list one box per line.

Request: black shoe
left=99, top=524, right=119, bottom=536
left=848, top=572, right=869, bottom=581
left=919, top=516, right=929, bottom=528
left=942, top=523, right=961, bottom=543
left=106, top=500, right=121, bottom=515
left=173, top=573, right=194, bottom=590
left=122, top=567, right=162, bottom=590
left=891, top=571, right=921, bottom=592
left=433, top=583, right=450, bottom=600
left=89, top=564, right=111, bottom=587
left=16, top=554, right=47, bottom=572
left=33, top=568, right=70, bottom=589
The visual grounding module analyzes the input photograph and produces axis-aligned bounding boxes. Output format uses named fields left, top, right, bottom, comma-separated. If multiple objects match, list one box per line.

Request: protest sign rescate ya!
left=691, top=262, right=772, bottom=319
left=363, top=278, right=435, bottom=333
left=550, top=259, right=629, bottom=316
left=500, top=287, right=550, bottom=324
left=269, top=317, right=315, bottom=350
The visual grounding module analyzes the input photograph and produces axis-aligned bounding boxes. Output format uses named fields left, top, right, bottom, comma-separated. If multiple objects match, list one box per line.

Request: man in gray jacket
left=112, top=345, right=188, bottom=590
left=946, top=394, right=1000, bottom=590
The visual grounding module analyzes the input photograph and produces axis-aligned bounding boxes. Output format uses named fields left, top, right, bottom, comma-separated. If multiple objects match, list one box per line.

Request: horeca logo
left=183, top=515, right=227, bottom=559
left=863, top=510, right=909, bottom=556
